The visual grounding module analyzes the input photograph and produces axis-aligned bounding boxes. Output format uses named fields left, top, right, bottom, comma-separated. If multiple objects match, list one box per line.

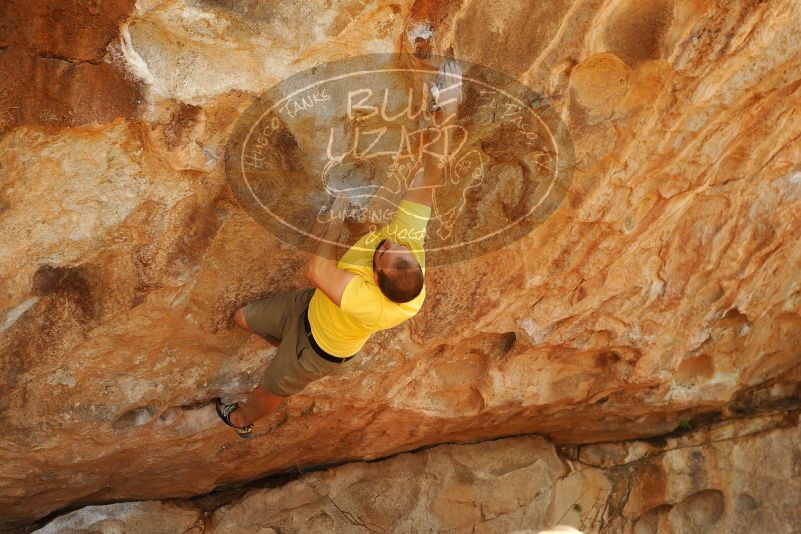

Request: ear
left=373, top=269, right=379, bottom=285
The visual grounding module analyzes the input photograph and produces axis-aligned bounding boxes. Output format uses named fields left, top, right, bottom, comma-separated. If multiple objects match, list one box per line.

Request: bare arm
left=305, top=196, right=355, bottom=307
left=403, top=112, right=451, bottom=208
left=403, top=59, right=463, bottom=208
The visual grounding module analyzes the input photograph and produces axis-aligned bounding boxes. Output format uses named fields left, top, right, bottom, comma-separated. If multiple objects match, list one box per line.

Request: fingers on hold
left=441, top=62, right=462, bottom=85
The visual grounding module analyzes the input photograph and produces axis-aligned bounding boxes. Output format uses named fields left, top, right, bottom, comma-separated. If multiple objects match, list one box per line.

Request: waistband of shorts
left=303, top=309, right=352, bottom=364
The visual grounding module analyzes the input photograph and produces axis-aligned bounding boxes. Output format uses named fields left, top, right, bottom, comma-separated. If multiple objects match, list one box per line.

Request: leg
left=234, top=306, right=280, bottom=348
left=229, top=387, right=284, bottom=427
left=233, top=307, right=252, bottom=332
left=219, top=290, right=318, bottom=434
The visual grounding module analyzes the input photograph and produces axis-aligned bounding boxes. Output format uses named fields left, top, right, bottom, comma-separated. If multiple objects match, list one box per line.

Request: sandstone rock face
left=33, top=410, right=801, bottom=533
left=33, top=502, right=202, bottom=534
left=2, top=0, right=801, bottom=528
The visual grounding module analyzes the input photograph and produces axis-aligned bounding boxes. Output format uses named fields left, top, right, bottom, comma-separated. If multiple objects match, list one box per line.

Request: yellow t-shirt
left=307, top=199, right=431, bottom=357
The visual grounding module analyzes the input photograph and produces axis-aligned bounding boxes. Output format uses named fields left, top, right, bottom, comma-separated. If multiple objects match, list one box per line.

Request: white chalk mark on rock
left=0, top=297, right=38, bottom=334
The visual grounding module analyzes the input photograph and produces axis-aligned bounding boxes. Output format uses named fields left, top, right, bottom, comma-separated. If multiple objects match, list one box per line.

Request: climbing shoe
left=214, top=397, right=254, bottom=439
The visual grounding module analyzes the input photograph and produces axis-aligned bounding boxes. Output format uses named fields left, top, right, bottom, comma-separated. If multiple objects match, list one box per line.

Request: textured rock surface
left=32, top=502, right=202, bottom=534
left=33, top=409, right=801, bottom=533
left=2, top=0, right=801, bottom=528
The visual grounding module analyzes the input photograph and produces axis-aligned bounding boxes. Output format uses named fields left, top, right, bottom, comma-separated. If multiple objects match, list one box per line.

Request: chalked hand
left=430, top=58, right=463, bottom=116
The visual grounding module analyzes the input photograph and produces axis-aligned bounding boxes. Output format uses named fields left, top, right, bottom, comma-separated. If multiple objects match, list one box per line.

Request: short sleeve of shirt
left=380, top=199, right=432, bottom=248
left=340, top=275, right=384, bottom=326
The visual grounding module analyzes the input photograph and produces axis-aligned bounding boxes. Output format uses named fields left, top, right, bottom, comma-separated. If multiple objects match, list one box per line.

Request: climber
left=214, top=59, right=464, bottom=438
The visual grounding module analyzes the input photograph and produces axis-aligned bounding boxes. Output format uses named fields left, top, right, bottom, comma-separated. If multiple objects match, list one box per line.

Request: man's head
left=372, top=238, right=424, bottom=303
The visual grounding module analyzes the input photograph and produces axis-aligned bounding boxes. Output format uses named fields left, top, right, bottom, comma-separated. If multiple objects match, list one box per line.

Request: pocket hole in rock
left=112, top=406, right=157, bottom=430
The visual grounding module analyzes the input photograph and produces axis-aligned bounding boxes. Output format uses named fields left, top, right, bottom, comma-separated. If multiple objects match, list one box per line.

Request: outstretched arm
left=403, top=59, right=463, bottom=208
left=403, top=112, right=449, bottom=208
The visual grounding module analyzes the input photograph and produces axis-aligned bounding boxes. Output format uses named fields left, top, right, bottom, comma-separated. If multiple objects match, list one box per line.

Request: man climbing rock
left=215, top=59, right=463, bottom=438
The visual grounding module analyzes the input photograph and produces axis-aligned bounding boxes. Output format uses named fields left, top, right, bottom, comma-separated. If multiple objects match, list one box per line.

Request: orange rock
left=1, top=0, right=801, bottom=528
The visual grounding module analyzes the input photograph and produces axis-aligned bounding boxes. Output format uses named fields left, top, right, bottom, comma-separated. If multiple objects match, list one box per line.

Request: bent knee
left=234, top=307, right=252, bottom=332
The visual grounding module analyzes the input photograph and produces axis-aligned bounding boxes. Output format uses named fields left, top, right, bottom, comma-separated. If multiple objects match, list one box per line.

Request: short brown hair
left=376, top=256, right=424, bottom=303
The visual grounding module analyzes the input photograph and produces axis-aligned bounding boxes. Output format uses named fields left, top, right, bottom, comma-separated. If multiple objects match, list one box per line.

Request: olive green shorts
left=244, top=287, right=357, bottom=396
